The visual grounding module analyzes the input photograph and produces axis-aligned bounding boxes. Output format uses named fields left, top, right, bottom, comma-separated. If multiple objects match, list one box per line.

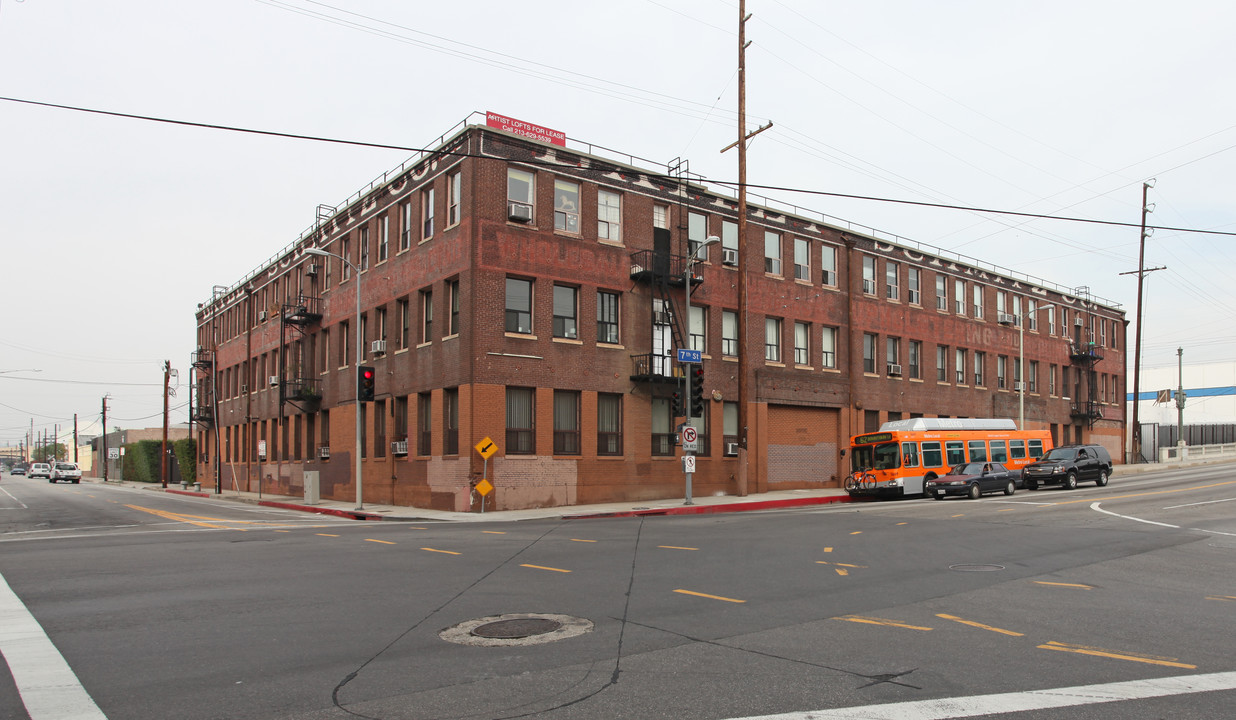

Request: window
left=1010, top=439, right=1026, bottom=460
left=723, top=401, right=738, bottom=455
left=417, top=392, right=431, bottom=456
left=447, top=279, right=460, bottom=336
left=822, top=327, right=837, bottom=369
left=885, top=261, right=900, bottom=300
left=359, top=226, right=370, bottom=271
left=1014, top=356, right=1022, bottom=388
left=688, top=212, right=709, bottom=261
left=936, top=274, right=948, bottom=310
left=400, top=202, right=412, bottom=252
left=863, top=333, right=877, bottom=374
left=974, top=351, right=986, bottom=386
left=1050, top=364, right=1057, bottom=395
left=554, top=179, right=580, bottom=233
left=689, top=306, right=706, bottom=352
left=901, top=442, right=919, bottom=468
left=442, top=388, right=458, bottom=455
left=863, top=257, right=877, bottom=294
left=652, top=397, right=675, bottom=456
left=598, top=189, right=621, bottom=241
left=722, top=310, right=738, bottom=357
left=447, top=170, right=461, bottom=227
left=956, top=348, right=967, bottom=384
left=420, top=288, right=433, bottom=344
left=765, top=317, right=782, bottom=362
left=922, top=441, right=943, bottom=468
left=908, top=267, right=921, bottom=305
left=886, top=337, right=900, bottom=373
left=794, top=322, right=809, bottom=365
left=996, top=290, right=1007, bottom=318
left=794, top=238, right=810, bottom=281
left=968, top=440, right=988, bottom=462
left=553, top=285, right=578, bottom=339
left=398, top=297, right=410, bottom=350
left=377, top=214, right=389, bottom=263
left=1011, top=295, right=1021, bottom=327
left=394, top=395, right=407, bottom=449
left=1111, top=320, right=1120, bottom=349
left=764, top=231, right=782, bottom=274
left=717, top=218, right=738, bottom=262
left=375, top=307, right=386, bottom=348
left=954, top=279, right=965, bottom=315
left=946, top=441, right=966, bottom=466
left=1028, top=360, right=1039, bottom=393
left=821, top=245, right=837, bottom=286
left=341, top=237, right=352, bottom=281
left=339, top=320, right=350, bottom=367
left=1028, top=299, right=1040, bottom=331
left=553, top=390, right=581, bottom=455
left=374, top=399, right=386, bottom=458
left=997, top=356, right=1007, bottom=389
left=973, top=283, right=984, bottom=319
left=422, top=187, right=435, bottom=240
left=505, top=387, right=535, bottom=454
left=505, top=278, right=532, bottom=334
left=508, top=168, right=534, bottom=220
left=909, top=340, right=922, bottom=379
left=597, top=393, right=623, bottom=456
left=653, top=203, right=669, bottom=230
left=597, top=290, right=619, bottom=344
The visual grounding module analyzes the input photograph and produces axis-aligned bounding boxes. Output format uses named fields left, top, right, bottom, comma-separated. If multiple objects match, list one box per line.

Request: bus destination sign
left=853, top=432, right=893, bottom=445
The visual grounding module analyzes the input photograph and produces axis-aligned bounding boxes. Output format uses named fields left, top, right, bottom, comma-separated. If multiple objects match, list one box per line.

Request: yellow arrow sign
left=475, top=437, right=498, bottom=459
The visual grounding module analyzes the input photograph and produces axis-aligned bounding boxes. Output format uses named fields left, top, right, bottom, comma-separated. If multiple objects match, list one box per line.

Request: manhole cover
left=471, top=618, right=563, bottom=639
left=949, top=563, right=1005, bottom=572
left=440, top=613, right=593, bottom=647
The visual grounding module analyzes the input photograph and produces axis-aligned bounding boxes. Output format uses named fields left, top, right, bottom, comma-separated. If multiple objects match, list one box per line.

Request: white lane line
left=0, top=571, right=108, bottom=719
left=1090, top=502, right=1179, bottom=528
left=0, top=486, right=29, bottom=509
left=729, top=671, right=1236, bottom=720
left=1163, top=497, right=1236, bottom=510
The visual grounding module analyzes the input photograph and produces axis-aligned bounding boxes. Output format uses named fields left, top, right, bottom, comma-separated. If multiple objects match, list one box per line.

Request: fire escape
left=278, top=265, right=324, bottom=412
left=629, top=227, right=699, bottom=383
left=190, top=347, right=214, bottom=425
left=1068, top=287, right=1103, bottom=428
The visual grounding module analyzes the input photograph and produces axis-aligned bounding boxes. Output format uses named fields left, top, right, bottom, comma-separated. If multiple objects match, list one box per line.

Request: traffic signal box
left=358, top=365, right=376, bottom=401
left=689, top=366, right=705, bottom=416
left=671, top=389, right=684, bottom=417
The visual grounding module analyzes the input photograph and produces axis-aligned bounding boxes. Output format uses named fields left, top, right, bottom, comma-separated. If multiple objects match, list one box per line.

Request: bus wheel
left=967, top=483, right=981, bottom=500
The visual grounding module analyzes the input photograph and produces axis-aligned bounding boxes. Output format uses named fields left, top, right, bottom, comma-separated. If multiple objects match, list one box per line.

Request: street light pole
left=307, top=247, right=365, bottom=510
left=683, top=235, right=720, bottom=506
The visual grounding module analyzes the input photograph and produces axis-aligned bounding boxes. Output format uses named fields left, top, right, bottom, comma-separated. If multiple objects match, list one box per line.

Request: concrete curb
left=562, top=493, right=854, bottom=519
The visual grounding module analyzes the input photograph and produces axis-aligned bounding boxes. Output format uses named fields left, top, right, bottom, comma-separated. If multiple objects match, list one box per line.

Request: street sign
left=677, top=348, right=702, bottom=363
left=681, top=425, right=698, bottom=451
left=475, top=478, right=494, bottom=496
left=475, top=437, right=498, bottom=459
left=108, top=448, right=120, bottom=460
left=682, top=455, right=696, bottom=473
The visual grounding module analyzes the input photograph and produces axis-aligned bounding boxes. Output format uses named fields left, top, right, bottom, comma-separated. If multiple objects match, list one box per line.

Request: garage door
left=766, top=405, right=841, bottom=488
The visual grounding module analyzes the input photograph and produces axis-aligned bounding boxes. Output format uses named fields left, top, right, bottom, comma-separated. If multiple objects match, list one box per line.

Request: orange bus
left=846, top=418, right=1053, bottom=498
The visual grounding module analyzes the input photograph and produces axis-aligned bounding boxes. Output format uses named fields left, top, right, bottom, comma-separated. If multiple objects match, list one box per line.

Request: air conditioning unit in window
left=1013, top=381, right=1023, bottom=391
left=391, top=440, right=408, bottom=456
left=887, top=363, right=903, bottom=376
left=258, top=310, right=267, bottom=322
left=722, top=248, right=738, bottom=266
left=269, top=375, right=280, bottom=388
left=370, top=340, right=387, bottom=355
left=508, top=202, right=533, bottom=222
left=997, top=313, right=1016, bottom=326
left=318, top=446, right=331, bottom=459
left=863, top=279, right=876, bottom=294
left=1074, top=317, right=1084, bottom=327
left=725, top=442, right=739, bottom=456
left=305, top=263, right=319, bottom=277
left=653, top=309, right=673, bottom=325
left=240, top=384, right=248, bottom=395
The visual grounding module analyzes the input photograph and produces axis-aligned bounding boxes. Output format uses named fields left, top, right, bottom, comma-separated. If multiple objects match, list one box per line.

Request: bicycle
left=844, top=469, right=876, bottom=493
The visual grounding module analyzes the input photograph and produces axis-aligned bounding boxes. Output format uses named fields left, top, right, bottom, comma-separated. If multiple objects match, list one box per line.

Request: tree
left=33, top=443, right=66, bottom=463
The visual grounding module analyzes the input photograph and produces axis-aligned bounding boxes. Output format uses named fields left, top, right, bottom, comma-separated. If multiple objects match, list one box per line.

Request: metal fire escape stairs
left=278, top=264, right=324, bottom=413
left=629, top=227, right=696, bottom=384
left=1068, top=286, right=1104, bottom=428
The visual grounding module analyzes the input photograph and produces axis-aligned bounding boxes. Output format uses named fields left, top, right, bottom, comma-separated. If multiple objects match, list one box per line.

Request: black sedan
left=926, top=462, right=1019, bottom=500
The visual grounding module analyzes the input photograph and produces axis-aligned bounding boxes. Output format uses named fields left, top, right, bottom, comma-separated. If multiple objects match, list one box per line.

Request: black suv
left=1021, top=444, right=1113, bottom=490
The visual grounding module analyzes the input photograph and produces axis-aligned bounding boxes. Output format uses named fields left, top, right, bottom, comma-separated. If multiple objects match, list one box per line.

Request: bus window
left=1010, top=439, right=1026, bottom=460
left=990, top=440, right=1008, bottom=463
left=945, top=441, right=965, bottom=466
left=1028, top=439, right=1045, bottom=459
left=901, top=442, right=919, bottom=468
left=874, top=443, right=900, bottom=470
left=921, top=441, right=943, bottom=468
left=968, top=440, right=988, bottom=462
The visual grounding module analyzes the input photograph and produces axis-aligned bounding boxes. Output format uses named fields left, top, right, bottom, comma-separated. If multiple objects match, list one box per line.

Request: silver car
left=29, top=463, right=51, bottom=479
left=49, top=462, right=82, bottom=484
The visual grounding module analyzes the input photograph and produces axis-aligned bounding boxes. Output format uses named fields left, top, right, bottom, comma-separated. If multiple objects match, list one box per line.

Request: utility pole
left=1122, top=180, right=1165, bottom=464
left=102, top=396, right=109, bottom=481
left=722, top=0, right=771, bottom=496
left=73, top=414, right=78, bottom=463
left=162, top=360, right=171, bottom=488
left=1176, top=347, right=1186, bottom=446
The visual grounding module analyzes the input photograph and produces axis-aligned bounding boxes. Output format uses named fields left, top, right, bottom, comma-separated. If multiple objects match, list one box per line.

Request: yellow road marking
left=896, top=522, right=908, bottom=526
left=1206, top=596, right=1236, bottom=602
left=834, top=615, right=932, bottom=631
left=520, top=564, right=571, bottom=573
left=937, top=613, right=1024, bottom=637
left=422, top=547, right=460, bottom=555
left=126, top=505, right=246, bottom=530
left=1035, top=581, right=1093, bottom=590
left=823, top=547, right=833, bottom=553
left=1039, top=641, right=1196, bottom=669
left=316, top=533, right=340, bottom=537
left=998, top=508, right=1016, bottom=512
left=850, top=531, right=862, bottom=535
left=571, top=538, right=597, bottom=543
left=674, top=589, right=745, bottom=603
left=275, top=530, right=290, bottom=533
left=482, top=531, right=506, bottom=535
left=658, top=545, right=698, bottom=551
left=835, top=568, right=849, bottom=576
left=366, top=539, right=395, bottom=545
left=951, top=514, right=964, bottom=518
left=815, top=561, right=867, bottom=568
left=1050, top=480, right=1236, bottom=506
left=410, top=527, right=428, bottom=530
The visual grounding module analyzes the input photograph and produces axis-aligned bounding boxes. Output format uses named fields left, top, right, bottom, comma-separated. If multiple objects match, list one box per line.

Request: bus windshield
left=851, top=442, right=900, bottom=472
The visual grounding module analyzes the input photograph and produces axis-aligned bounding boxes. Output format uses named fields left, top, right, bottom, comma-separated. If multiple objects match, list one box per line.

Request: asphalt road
left=1, top=464, right=1234, bottom=720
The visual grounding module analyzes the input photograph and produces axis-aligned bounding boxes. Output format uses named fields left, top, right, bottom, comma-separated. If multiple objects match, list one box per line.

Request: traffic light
left=358, top=365, right=376, bottom=401
left=671, top=389, right=684, bottom=417
left=689, top=366, right=705, bottom=417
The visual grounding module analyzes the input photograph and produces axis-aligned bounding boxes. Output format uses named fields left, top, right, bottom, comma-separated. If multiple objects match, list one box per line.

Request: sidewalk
left=84, top=477, right=853, bottom=522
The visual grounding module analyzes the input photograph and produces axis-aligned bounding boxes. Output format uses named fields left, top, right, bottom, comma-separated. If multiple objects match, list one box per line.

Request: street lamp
left=1002, top=303, right=1054, bottom=430
left=305, top=247, right=365, bottom=510
left=682, top=235, right=721, bottom=505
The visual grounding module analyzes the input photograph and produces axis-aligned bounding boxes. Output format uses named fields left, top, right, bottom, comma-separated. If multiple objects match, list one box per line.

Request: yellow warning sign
left=475, top=437, right=498, bottom=459
left=475, top=479, right=494, bottom=496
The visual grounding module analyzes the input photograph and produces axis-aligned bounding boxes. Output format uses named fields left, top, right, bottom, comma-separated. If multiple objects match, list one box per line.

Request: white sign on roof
left=880, top=418, right=1017, bottom=432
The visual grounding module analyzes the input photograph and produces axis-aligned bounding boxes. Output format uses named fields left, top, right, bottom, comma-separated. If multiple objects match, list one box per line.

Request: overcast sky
left=2, top=0, right=1233, bottom=449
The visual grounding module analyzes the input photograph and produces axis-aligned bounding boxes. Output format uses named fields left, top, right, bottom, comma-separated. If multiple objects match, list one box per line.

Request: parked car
left=11, top=465, right=26, bottom=475
left=49, top=462, right=83, bottom=484
left=28, top=463, right=51, bottom=479
left=925, top=462, right=1019, bottom=500
left=1021, top=444, right=1112, bottom=490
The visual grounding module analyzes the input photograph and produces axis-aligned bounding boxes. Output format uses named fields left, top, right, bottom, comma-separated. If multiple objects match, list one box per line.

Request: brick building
left=192, top=115, right=1127, bottom=511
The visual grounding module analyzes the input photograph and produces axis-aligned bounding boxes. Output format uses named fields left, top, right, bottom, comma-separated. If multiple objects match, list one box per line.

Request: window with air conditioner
left=722, top=248, right=738, bottom=266
left=371, top=340, right=387, bottom=355
left=507, top=167, right=534, bottom=223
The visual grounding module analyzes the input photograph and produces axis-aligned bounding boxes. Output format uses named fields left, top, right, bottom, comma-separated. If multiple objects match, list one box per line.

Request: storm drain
left=949, top=564, right=1005, bottom=572
left=440, top=613, right=593, bottom=647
